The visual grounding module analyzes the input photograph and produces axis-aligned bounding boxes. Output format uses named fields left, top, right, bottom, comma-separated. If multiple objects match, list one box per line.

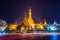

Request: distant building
left=53, top=21, right=57, bottom=25
left=0, top=19, right=8, bottom=32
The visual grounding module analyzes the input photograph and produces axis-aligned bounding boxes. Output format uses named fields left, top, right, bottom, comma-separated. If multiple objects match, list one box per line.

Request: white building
left=0, top=19, right=8, bottom=32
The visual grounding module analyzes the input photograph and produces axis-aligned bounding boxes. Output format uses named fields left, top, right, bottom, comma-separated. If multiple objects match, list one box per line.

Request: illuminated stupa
left=23, top=7, right=34, bottom=26
left=28, top=7, right=34, bottom=26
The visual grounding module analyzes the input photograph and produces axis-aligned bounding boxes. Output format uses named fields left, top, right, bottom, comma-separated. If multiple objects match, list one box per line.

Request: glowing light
left=0, top=27, right=5, bottom=32
left=35, top=24, right=44, bottom=30
left=21, top=27, right=25, bottom=32
left=40, top=25, right=44, bottom=29
left=9, top=24, right=18, bottom=30
left=51, top=34, right=58, bottom=40
left=53, top=21, right=57, bottom=25
left=0, top=33, right=6, bottom=36
left=44, top=18, right=47, bottom=25
left=28, top=7, right=34, bottom=26
left=30, top=24, right=34, bottom=26
left=46, top=25, right=58, bottom=31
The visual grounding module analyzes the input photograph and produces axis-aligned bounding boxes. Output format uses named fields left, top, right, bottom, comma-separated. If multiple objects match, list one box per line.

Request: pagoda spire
left=29, top=7, right=32, bottom=18
left=28, top=7, right=34, bottom=26
left=44, top=18, right=47, bottom=25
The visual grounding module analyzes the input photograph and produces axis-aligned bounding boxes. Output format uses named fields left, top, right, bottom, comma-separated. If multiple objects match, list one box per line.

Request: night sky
left=0, top=0, right=60, bottom=24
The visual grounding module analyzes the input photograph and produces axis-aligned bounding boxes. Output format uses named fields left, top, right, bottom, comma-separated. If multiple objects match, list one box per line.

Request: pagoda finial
left=44, top=18, right=47, bottom=25
left=53, top=20, right=57, bottom=25
left=29, top=6, right=32, bottom=18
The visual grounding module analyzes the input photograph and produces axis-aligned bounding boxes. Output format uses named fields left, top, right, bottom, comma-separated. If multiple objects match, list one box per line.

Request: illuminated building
left=9, top=22, right=18, bottom=31
left=35, top=19, right=47, bottom=30
left=0, top=19, right=8, bottom=28
left=17, top=23, right=27, bottom=32
left=0, top=27, right=6, bottom=32
left=0, top=19, right=8, bottom=32
left=35, top=23, right=44, bottom=30
left=53, top=21, right=57, bottom=25
left=9, top=7, right=60, bottom=33
left=46, top=25, right=58, bottom=31
left=18, top=7, right=45, bottom=32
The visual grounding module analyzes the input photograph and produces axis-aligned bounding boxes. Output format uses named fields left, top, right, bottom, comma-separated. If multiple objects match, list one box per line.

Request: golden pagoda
left=28, top=7, right=34, bottom=26
left=23, top=7, right=34, bottom=26
left=22, top=7, right=35, bottom=31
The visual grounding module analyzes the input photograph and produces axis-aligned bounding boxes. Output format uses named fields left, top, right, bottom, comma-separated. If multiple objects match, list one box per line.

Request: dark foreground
left=0, top=33, right=60, bottom=40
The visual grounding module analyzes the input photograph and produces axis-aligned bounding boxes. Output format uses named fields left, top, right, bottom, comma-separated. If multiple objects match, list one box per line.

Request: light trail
left=0, top=32, right=60, bottom=36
